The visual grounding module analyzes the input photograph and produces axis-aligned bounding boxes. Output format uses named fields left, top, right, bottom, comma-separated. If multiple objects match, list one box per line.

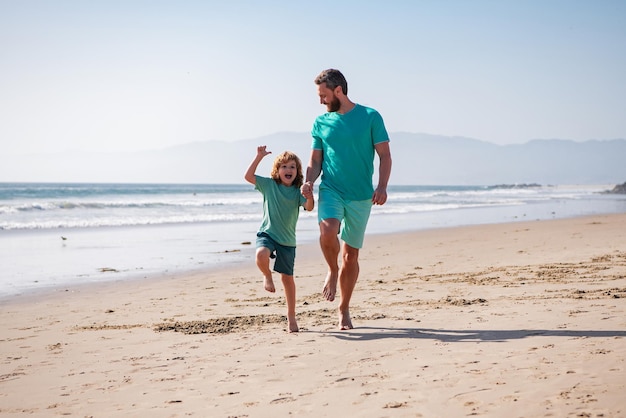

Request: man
left=301, top=69, right=392, bottom=330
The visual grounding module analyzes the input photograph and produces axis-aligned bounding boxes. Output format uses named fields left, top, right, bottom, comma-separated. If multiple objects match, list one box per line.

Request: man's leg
left=320, top=218, right=341, bottom=301
left=338, top=242, right=360, bottom=330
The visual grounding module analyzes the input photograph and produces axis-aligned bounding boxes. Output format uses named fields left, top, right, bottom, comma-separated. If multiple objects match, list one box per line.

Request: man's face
left=317, top=83, right=340, bottom=112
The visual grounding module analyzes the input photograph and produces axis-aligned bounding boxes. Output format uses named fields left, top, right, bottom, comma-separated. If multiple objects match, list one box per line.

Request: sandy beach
left=1, top=214, right=625, bottom=417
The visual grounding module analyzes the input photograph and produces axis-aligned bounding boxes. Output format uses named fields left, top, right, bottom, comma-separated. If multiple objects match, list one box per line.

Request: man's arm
left=372, top=141, right=392, bottom=205
left=302, top=194, right=315, bottom=212
left=301, top=149, right=323, bottom=196
left=305, top=149, right=323, bottom=184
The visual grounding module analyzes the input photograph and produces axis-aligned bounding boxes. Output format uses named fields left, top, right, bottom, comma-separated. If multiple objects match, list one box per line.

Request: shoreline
left=1, top=211, right=622, bottom=305
left=1, top=214, right=625, bottom=416
left=3, top=200, right=626, bottom=302
left=2, top=212, right=625, bottom=305
left=2, top=182, right=625, bottom=299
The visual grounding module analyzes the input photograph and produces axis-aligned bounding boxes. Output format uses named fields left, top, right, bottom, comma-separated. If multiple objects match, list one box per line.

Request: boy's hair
left=314, top=68, right=348, bottom=95
left=271, top=151, right=304, bottom=188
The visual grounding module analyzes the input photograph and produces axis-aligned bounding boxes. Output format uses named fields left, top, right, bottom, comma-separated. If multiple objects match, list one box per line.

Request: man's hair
left=314, top=69, right=348, bottom=95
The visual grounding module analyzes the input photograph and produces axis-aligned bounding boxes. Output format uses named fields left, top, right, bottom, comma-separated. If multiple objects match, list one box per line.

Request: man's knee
left=342, top=245, right=360, bottom=264
left=319, top=219, right=340, bottom=238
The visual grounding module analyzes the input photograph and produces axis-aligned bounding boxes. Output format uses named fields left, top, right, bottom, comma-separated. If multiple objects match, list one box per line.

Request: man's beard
left=327, top=97, right=340, bottom=112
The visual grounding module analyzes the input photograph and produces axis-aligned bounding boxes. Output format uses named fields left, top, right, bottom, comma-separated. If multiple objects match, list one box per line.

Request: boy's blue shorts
left=256, top=232, right=296, bottom=276
left=318, top=186, right=372, bottom=249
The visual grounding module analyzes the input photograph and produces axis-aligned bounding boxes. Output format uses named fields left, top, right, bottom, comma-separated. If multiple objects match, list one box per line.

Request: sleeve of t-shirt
left=311, top=120, right=323, bottom=150
left=371, top=111, right=390, bottom=145
left=255, top=175, right=270, bottom=193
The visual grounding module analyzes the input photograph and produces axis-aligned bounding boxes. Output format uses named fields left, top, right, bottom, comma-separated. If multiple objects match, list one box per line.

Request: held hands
left=300, top=181, right=314, bottom=199
left=372, top=187, right=388, bottom=205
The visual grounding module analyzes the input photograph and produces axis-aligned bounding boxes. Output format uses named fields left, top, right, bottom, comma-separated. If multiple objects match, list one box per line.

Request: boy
left=244, top=146, right=314, bottom=332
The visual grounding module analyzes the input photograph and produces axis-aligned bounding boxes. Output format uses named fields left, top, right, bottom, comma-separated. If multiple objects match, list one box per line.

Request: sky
left=1, top=0, right=625, bottom=155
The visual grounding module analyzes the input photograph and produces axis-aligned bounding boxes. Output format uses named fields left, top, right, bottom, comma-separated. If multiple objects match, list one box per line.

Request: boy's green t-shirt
left=255, top=175, right=306, bottom=247
left=311, top=104, right=389, bottom=201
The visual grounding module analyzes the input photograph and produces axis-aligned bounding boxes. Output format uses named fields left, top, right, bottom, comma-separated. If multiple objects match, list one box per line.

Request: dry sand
left=1, top=214, right=625, bottom=417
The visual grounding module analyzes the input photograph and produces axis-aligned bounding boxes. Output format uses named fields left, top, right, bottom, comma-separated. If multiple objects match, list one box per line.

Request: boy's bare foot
left=287, top=315, right=299, bottom=333
left=339, top=309, right=353, bottom=330
left=322, top=272, right=337, bottom=301
left=264, top=276, right=275, bottom=293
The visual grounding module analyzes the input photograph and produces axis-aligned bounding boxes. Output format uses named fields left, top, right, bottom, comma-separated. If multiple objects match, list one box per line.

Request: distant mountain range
left=2, top=132, right=625, bottom=185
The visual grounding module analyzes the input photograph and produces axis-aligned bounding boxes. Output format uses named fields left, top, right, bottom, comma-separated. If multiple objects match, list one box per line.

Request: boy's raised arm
left=244, top=146, right=271, bottom=185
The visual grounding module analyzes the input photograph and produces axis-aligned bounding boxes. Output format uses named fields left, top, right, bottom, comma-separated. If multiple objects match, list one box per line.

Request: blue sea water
left=1, top=182, right=624, bottom=299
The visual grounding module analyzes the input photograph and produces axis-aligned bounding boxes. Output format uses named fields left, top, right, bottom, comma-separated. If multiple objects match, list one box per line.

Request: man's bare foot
left=339, top=309, right=353, bottom=330
left=287, top=315, right=299, bottom=333
left=322, top=272, right=337, bottom=301
left=264, top=276, right=275, bottom=293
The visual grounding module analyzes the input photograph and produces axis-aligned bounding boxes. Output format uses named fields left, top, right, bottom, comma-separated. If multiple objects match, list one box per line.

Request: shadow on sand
left=314, top=326, right=626, bottom=342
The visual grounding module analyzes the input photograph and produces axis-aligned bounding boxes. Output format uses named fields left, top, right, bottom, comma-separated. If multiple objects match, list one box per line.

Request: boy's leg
left=281, top=274, right=298, bottom=333
left=256, top=247, right=275, bottom=293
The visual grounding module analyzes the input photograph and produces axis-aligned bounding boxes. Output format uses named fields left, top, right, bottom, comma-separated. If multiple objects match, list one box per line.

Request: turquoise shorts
left=256, top=232, right=296, bottom=276
left=318, top=186, right=372, bottom=249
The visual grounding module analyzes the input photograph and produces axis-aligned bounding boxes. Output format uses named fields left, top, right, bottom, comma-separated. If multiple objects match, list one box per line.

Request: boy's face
left=278, top=160, right=298, bottom=186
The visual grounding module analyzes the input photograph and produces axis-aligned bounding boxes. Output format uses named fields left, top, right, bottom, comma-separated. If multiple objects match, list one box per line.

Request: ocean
left=1, top=182, right=624, bottom=299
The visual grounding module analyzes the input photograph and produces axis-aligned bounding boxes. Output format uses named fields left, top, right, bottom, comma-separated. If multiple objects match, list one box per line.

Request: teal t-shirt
left=311, top=104, right=389, bottom=201
left=255, top=175, right=307, bottom=247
